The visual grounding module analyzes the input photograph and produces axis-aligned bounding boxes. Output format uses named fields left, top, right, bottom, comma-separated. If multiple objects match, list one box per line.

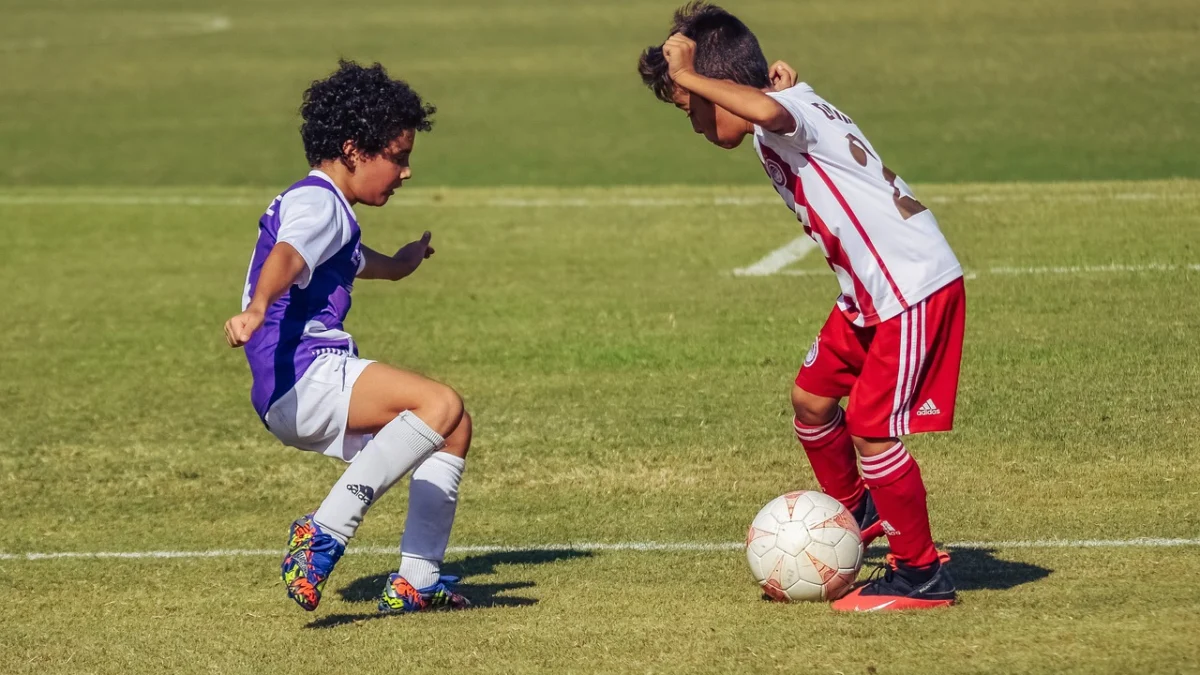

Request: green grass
left=3, top=0, right=1200, bottom=671
left=2, top=180, right=1199, bottom=673
left=0, top=0, right=1197, bottom=187
left=9, top=548, right=1200, bottom=674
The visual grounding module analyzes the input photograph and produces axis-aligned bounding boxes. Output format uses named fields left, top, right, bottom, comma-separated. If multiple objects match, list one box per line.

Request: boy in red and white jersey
left=638, top=3, right=965, bottom=611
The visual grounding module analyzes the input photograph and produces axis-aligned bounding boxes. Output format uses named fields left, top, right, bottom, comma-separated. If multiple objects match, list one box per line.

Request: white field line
left=2, top=537, right=1198, bottom=562
left=0, top=190, right=1196, bottom=209
left=732, top=236, right=818, bottom=276
left=774, top=263, right=1200, bottom=279
left=0, top=15, right=231, bottom=52
left=0, top=195, right=774, bottom=208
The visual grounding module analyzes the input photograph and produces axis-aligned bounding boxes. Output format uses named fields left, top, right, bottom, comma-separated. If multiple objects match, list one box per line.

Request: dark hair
left=637, top=2, right=769, bottom=103
left=299, top=60, right=436, bottom=166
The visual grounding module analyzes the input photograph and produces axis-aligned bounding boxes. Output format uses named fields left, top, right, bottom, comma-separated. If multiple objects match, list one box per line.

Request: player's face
left=672, top=88, right=749, bottom=150
left=350, top=130, right=415, bottom=207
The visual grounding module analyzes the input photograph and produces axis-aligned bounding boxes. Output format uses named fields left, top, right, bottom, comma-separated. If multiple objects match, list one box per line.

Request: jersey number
left=846, top=134, right=927, bottom=220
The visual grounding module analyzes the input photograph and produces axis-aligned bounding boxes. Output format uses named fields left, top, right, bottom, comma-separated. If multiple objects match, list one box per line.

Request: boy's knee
left=791, top=385, right=839, bottom=426
left=443, top=410, right=473, bottom=459
left=414, top=383, right=464, bottom=438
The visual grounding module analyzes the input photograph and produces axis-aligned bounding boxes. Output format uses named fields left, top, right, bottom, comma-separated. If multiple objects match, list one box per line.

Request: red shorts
left=795, top=278, right=966, bottom=438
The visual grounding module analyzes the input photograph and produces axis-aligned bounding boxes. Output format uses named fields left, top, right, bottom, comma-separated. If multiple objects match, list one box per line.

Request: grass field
left=3, top=0, right=1200, bottom=673
left=1, top=0, right=1197, bottom=187
left=3, top=180, right=1199, bottom=673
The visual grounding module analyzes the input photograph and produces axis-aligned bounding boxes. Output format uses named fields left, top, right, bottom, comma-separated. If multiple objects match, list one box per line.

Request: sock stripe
left=862, top=453, right=910, bottom=480
left=861, top=441, right=905, bottom=467
left=860, top=443, right=911, bottom=480
left=793, top=408, right=845, bottom=442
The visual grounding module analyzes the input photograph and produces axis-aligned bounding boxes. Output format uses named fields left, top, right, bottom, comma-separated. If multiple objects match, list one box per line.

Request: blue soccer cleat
left=280, top=513, right=345, bottom=611
left=378, top=573, right=471, bottom=614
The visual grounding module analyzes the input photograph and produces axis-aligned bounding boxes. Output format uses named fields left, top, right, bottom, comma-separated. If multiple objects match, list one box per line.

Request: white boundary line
left=0, top=15, right=231, bottom=53
left=2, top=537, right=1197, bottom=561
left=0, top=190, right=1195, bottom=209
left=732, top=237, right=818, bottom=276
left=773, top=263, right=1200, bottom=279
left=0, top=195, right=776, bottom=208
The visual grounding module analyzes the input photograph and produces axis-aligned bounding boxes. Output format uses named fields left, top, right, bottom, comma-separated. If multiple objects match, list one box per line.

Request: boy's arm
left=662, top=34, right=795, bottom=135
left=223, top=242, right=306, bottom=348
left=357, top=231, right=435, bottom=281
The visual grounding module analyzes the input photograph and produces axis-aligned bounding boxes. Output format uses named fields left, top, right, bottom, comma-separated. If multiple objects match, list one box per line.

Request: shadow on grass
left=865, top=545, right=1052, bottom=591
left=942, top=547, right=1052, bottom=591
left=305, top=548, right=593, bottom=630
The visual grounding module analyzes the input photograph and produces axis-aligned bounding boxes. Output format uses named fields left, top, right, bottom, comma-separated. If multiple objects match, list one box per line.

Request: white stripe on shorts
left=891, top=303, right=928, bottom=437
left=890, top=311, right=909, bottom=437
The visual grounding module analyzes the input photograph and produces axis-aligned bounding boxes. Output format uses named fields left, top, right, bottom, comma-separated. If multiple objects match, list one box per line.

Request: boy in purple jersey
left=224, top=61, right=471, bottom=614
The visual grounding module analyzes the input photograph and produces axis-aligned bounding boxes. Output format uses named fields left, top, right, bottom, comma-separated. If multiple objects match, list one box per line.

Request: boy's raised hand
left=769, top=61, right=797, bottom=91
left=392, top=230, right=435, bottom=279
left=662, top=33, right=697, bottom=80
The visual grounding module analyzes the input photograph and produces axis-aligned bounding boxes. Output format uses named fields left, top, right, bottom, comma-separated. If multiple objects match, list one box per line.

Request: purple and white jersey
left=241, top=170, right=366, bottom=422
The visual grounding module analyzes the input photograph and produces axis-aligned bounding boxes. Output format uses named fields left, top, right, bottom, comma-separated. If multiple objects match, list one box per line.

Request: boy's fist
left=769, top=61, right=797, bottom=91
left=662, top=33, right=697, bottom=80
left=224, top=308, right=265, bottom=348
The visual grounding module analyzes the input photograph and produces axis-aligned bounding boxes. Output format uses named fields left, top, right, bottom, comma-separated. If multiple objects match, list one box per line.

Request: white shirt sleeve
left=275, top=187, right=347, bottom=289
left=765, top=88, right=819, bottom=152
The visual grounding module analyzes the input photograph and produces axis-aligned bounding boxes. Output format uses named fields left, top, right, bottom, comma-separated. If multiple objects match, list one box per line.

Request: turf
left=8, top=548, right=1200, bottom=674
left=2, top=180, right=1198, bottom=673
left=0, top=0, right=1197, bottom=187
left=3, top=0, right=1200, bottom=672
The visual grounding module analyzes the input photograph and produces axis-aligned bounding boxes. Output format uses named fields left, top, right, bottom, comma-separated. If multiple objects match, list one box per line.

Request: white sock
left=399, top=452, right=466, bottom=588
left=313, top=411, right=445, bottom=544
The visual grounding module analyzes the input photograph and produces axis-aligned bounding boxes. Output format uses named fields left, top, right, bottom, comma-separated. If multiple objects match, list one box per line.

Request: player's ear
left=340, top=140, right=359, bottom=172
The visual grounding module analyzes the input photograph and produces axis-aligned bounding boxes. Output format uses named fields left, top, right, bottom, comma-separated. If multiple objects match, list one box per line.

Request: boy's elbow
left=759, top=102, right=794, bottom=134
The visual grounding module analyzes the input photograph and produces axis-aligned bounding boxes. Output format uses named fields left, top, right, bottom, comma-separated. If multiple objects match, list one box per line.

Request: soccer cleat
left=831, top=554, right=957, bottom=611
left=280, top=513, right=345, bottom=612
left=378, top=573, right=471, bottom=614
left=853, top=491, right=885, bottom=546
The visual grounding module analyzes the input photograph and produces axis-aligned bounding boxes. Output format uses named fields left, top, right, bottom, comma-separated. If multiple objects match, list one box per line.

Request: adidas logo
left=346, top=484, right=375, bottom=505
left=881, top=520, right=901, bottom=536
left=916, top=399, right=941, bottom=416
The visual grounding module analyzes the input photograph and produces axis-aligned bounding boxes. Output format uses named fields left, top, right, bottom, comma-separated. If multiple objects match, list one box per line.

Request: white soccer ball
left=745, top=490, right=864, bottom=602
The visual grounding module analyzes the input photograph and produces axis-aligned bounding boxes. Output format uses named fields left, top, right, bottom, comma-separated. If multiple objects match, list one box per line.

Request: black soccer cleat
left=832, top=555, right=957, bottom=611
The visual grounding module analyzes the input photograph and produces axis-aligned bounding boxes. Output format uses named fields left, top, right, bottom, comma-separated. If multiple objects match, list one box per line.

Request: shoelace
left=858, top=553, right=901, bottom=585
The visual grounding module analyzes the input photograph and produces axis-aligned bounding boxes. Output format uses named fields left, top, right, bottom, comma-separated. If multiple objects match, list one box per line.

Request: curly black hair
left=299, top=60, right=436, bottom=166
left=638, top=2, right=769, bottom=103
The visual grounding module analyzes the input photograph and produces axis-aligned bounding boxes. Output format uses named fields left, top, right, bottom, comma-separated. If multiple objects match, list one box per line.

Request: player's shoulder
left=769, top=82, right=817, bottom=102
left=279, top=175, right=343, bottom=221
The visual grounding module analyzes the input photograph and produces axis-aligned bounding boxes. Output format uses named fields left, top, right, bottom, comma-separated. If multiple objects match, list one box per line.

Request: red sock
left=860, top=443, right=938, bottom=568
left=793, top=409, right=864, bottom=511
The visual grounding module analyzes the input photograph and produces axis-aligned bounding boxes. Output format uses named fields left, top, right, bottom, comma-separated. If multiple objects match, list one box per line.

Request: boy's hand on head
left=392, top=231, right=435, bottom=279
left=662, top=33, right=697, bottom=80
left=224, top=308, right=265, bottom=348
left=769, top=61, right=797, bottom=91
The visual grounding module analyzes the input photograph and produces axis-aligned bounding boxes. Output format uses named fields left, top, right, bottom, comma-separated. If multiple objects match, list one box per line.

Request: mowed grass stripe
left=5, top=537, right=1200, bottom=561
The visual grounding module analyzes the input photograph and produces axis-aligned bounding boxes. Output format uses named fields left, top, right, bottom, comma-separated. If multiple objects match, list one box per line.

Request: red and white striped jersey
left=753, top=83, right=962, bottom=327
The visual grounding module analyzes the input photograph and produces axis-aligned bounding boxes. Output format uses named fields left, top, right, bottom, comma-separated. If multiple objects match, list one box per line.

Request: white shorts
left=264, top=351, right=376, bottom=462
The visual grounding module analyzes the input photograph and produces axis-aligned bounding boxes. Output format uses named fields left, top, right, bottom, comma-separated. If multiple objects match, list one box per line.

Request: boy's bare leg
left=346, top=362, right=464, bottom=437
left=313, top=363, right=464, bottom=544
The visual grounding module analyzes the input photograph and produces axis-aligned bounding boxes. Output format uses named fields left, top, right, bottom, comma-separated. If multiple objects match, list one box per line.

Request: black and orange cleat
left=831, top=554, right=957, bottom=612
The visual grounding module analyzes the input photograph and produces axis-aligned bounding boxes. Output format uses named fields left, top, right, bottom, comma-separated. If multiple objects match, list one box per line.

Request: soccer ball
left=745, top=490, right=864, bottom=602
